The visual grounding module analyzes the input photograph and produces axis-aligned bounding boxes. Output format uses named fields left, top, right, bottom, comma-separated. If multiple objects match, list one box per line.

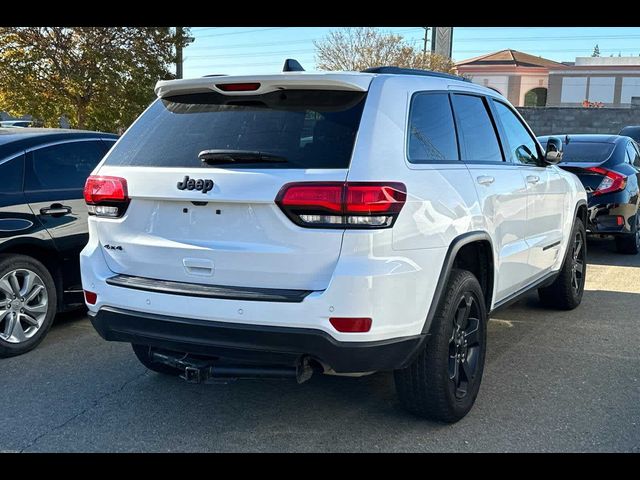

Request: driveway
left=1, top=237, right=638, bottom=452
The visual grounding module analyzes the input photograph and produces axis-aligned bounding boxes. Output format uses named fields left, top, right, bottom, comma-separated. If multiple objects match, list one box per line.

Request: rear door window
left=407, top=92, right=459, bottom=163
left=451, top=94, right=504, bottom=163
left=103, top=90, right=367, bottom=169
left=25, top=140, right=106, bottom=191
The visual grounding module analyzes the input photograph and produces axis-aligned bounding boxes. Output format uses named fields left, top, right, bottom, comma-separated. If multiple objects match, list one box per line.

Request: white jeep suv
left=80, top=65, right=587, bottom=422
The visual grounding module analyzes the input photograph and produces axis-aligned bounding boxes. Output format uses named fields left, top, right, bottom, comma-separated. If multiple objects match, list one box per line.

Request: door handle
left=40, top=204, right=72, bottom=217
left=526, top=175, right=540, bottom=184
left=476, top=175, right=495, bottom=186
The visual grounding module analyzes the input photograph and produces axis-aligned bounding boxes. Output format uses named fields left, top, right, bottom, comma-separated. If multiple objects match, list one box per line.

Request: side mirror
left=545, top=137, right=563, bottom=165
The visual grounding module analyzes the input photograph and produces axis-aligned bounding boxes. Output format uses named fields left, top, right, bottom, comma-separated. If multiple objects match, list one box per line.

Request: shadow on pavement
left=587, top=236, right=640, bottom=267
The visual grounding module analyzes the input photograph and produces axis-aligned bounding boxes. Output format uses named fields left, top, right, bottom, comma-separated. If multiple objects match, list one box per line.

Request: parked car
left=0, top=120, right=33, bottom=128
left=618, top=125, right=640, bottom=143
left=81, top=65, right=587, bottom=423
left=538, top=134, right=640, bottom=254
left=0, top=128, right=118, bottom=357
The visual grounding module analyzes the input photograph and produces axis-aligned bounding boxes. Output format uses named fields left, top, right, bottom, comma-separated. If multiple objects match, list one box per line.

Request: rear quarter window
left=103, top=90, right=367, bottom=169
left=0, top=154, right=24, bottom=193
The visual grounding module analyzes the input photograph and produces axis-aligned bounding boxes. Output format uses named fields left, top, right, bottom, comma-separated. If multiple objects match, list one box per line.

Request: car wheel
left=132, top=344, right=182, bottom=376
left=394, top=269, right=487, bottom=423
left=0, top=254, right=57, bottom=358
left=538, top=217, right=586, bottom=310
left=615, top=211, right=640, bottom=255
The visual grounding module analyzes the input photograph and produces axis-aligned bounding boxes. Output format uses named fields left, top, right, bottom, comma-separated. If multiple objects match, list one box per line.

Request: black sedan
left=0, top=128, right=117, bottom=357
left=538, top=134, right=640, bottom=254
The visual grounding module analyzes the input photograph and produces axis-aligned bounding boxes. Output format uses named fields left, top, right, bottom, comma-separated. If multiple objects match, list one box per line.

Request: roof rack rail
left=362, top=66, right=469, bottom=82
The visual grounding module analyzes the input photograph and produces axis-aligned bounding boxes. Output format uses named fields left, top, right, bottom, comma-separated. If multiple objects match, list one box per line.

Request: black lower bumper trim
left=89, top=307, right=426, bottom=373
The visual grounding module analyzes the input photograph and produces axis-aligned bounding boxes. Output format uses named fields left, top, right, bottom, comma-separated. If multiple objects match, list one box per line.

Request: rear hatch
left=92, top=77, right=370, bottom=291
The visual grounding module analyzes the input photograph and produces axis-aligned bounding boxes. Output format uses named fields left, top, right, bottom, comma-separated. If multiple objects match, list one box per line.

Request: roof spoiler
left=283, top=59, right=305, bottom=72
left=362, top=66, right=469, bottom=82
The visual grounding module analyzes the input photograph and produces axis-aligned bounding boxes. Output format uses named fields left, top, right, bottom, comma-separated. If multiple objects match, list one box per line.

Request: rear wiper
left=198, top=149, right=288, bottom=164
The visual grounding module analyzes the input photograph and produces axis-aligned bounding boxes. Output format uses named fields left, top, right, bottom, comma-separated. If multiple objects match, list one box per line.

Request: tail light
left=84, top=176, right=130, bottom=218
left=275, top=182, right=407, bottom=229
left=586, top=167, right=627, bottom=196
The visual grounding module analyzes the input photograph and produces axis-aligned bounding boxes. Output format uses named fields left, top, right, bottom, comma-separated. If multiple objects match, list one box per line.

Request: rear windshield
left=103, top=89, right=367, bottom=169
left=559, top=142, right=616, bottom=163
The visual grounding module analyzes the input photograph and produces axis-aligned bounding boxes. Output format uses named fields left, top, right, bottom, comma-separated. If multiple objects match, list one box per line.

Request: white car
left=80, top=65, right=587, bottom=422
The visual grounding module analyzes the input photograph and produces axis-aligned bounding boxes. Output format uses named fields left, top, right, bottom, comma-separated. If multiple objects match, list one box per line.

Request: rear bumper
left=89, top=307, right=427, bottom=373
left=587, top=200, right=637, bottom=235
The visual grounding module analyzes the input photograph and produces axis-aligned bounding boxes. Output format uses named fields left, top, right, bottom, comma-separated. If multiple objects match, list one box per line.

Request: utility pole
left=422, top=27, right=430, bottom=55
left=175, top=27, right=195, bottom=79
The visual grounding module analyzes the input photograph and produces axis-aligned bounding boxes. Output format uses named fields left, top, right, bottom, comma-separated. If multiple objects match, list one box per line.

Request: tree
left=592, top=44, right=600, bottom=57
left=0, top=27, right=184, bottom=132
left=314, top=27, right=456, bottom=74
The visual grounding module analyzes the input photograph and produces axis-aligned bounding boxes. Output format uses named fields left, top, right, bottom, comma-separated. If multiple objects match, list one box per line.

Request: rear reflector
left=216, top=82, right=261, bottom=92
left=84, top=290, right=97, bottom=305
left=585, top=167, right=627, bottom=196
left=84, top=176, right=130, bottom=218
left=276, top=182, right=406, bottom=229
left=329, top=317, right=372, bottom=333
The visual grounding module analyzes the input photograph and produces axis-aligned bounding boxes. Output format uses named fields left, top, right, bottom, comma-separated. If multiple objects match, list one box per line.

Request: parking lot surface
left=1, top=237, right=639, bottom=452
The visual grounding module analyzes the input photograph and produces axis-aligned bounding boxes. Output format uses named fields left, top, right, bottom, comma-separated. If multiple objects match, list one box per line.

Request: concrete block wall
left=517, top=98, right=640, bottom=136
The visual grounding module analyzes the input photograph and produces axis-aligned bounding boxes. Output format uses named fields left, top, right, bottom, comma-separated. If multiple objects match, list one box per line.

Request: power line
left=195, top=27, right=289, bottom=38
left=187, top=48, right=315, bottom=59
left=187, top=37, right=319, bottom=51
left=188, top=27, right=424, bottom=49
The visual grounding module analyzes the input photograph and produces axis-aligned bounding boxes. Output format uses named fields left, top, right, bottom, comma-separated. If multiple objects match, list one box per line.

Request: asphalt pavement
left=1, top=237, right=639, bottom=452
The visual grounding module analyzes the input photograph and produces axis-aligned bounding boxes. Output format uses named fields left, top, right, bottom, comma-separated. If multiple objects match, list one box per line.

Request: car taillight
left=275, top=182, right=406, bottom=229
left=585, top=167, right=627, bottom=196
left=84, top=176, right=130, bottom=218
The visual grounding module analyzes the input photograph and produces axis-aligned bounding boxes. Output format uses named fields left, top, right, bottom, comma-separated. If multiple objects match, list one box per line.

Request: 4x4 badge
left=177, top=176, right=214, bottom=193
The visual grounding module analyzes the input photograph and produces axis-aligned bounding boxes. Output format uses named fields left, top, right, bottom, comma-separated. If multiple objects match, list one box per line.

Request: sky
left=182, top=27, right=640, bottom=78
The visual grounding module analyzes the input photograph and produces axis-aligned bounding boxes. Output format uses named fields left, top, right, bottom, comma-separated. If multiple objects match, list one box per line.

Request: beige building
left=547, top=56, right=640, bottom=107
left=455, top=49, right=566, bottom=107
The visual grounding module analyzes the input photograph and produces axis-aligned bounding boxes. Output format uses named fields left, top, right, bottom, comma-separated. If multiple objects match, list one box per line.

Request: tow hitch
left=150, top=349, right=314, bottom=384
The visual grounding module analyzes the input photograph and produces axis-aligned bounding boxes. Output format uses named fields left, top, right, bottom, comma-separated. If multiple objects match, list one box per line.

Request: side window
left=451, top=94, right=503, bottom=163
left=493, top=101, right=541, bottom=165
left=407, top=93, right=459, bottom=163
left=25, top=141, right=106, bottom=191
left=625, top=142, right=640, bottom=167
left=0, top=154, right=25, bottom=193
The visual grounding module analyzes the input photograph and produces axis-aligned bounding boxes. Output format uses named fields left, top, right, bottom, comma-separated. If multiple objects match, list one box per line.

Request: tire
left=132, top=344, right=182, bottom=376
left=538, top=217, right=586, bottom=310
left=0, top=254, right=57, bottom=358
left=614, top=211, right=640, bottom=255
left=394, top=269, right=487, bottom=423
